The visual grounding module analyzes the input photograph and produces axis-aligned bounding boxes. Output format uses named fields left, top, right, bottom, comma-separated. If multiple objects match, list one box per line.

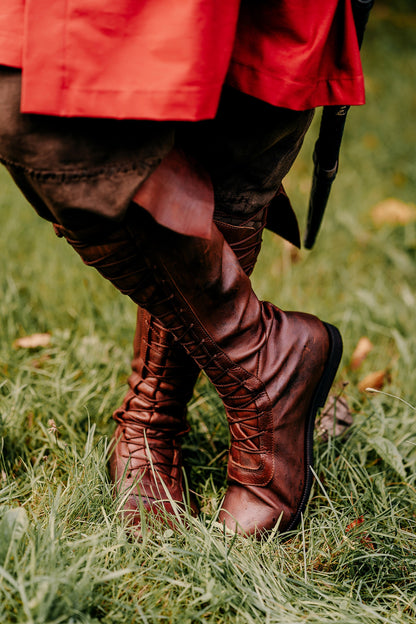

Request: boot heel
left=287, top=322, right=343, bottom=533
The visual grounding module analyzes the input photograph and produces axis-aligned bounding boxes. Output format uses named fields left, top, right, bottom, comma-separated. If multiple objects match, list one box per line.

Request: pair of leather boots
left=57, top=203, right=342, bottom=538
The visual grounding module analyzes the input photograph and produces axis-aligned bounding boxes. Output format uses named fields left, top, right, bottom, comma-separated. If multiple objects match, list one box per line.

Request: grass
left=1, top=4, right=416, bottom=623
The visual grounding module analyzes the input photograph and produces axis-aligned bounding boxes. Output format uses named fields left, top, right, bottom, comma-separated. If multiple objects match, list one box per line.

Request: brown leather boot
left=58, top=205, right=342, bottom=537
left=110, top=306, right=200, bottom=519
left=108, top=209, right=267, bottom=521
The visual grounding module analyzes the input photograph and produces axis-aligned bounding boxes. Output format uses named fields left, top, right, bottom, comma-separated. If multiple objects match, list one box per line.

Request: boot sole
left=285, top=322, right=343, bottom=534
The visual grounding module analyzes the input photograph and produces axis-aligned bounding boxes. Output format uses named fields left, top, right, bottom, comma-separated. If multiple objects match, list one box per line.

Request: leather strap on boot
left=110, top=305, right=200, bottom=514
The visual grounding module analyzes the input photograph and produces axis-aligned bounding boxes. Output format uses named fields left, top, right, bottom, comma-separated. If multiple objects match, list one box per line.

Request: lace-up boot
left=57, top=205, right=342, bottom=536
left=110, top=209, right=267, bottom=520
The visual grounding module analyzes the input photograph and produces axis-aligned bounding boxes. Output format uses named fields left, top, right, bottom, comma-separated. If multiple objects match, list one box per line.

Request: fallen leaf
left=350, top=336, right=374, bottom=370
left=14, top=333, right=51, bottom=349
left=317, top=395, right=353, bottom=441
left=345, top=516, right=375, bottom=550
left=358, top=370, right=386, bottom=393
left=371, top=198, right=416, bottom=227
left=346, top=515, right=364, bottom=532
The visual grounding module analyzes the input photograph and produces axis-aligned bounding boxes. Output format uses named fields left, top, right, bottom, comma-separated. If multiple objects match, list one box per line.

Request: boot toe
left=218, top=484, right=292, bottom=538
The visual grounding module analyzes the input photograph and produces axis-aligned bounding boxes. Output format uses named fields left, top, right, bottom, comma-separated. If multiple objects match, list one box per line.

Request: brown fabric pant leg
left=178, top=86, right=314, bottom=231
left=0, top=66, right=176, bottom=230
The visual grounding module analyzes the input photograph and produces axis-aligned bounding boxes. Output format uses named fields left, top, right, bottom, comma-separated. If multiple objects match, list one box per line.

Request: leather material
left=265, top=186, right=301, bottom=249
left=132, top=148, right=214, bottom=240
left=106, top=208, right=267, bottom=522
left=221, top=321, right=342, bottom=535
left=109, top=306, right=200, bottom=516
left=57, top=205, right=342, bottom=537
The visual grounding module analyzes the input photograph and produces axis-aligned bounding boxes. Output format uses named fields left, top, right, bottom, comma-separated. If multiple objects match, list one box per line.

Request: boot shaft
left=119, top=206, right=268, bottom=427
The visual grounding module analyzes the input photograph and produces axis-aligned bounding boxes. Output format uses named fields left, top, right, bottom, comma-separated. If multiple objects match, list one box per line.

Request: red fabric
left=228, top=0, right=365, bottom=110
left=0, top=1, right=364, bottom=120
left=0, top=0, right=24, bottom=67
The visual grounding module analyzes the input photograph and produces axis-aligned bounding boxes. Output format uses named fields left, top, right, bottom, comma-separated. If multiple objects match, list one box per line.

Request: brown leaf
left=350, top=336, right=374, bottom=370
left=317, top=395, right=353, bottom=441
left=358, top=370, right=386, bottom=393
left=345, top=516, right=375, bottom=550
left=346, top=515, right=364, bottom=533
left=371, top=198, right=416, bottom=227
left=14, top=333, right=51, bottom=349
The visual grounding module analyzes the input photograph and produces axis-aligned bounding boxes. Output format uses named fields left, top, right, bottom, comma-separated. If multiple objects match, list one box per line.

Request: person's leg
left=1, top=68, right=341, bottom=535
left=109, top=208, right=267, bottom=521
left=0, top=65, right=184, bottom=522
left=55, top=203, right=342, bottom=537
left=0, top=66, right=270, bottom=524
left=111, top=89, right=314, bottom=522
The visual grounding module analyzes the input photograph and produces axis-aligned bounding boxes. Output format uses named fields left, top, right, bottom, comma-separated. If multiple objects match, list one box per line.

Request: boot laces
left=117, top=417, right=183, bottom=480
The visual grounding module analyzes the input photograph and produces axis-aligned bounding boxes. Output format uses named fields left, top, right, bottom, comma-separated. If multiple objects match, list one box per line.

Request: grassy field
left=1, top=4, right=416, bottom=623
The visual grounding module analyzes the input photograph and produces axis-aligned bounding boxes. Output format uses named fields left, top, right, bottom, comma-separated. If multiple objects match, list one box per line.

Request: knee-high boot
left=110, top=209, right=267, bottom=520
left=57, top=204, right=342, bottom=537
